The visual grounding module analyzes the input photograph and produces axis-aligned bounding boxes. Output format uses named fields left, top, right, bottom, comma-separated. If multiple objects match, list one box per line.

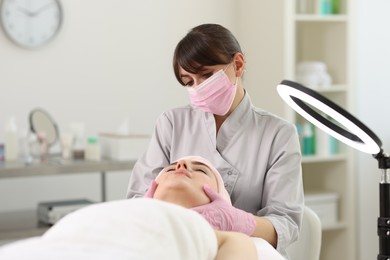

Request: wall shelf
left=295, top=14, right=348, bottom=22
left=284, top=0, right=356, bottom=259
left=303, top=84, right=348, bottom=93
left=302, top=154, right=347, bottom=163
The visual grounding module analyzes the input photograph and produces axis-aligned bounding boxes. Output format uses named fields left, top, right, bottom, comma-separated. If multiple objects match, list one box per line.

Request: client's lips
left=174, top=169, right=191, bottom=178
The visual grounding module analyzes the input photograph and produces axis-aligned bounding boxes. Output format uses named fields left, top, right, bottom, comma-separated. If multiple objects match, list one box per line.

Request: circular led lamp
left=277, top=80, right=382, bottom=155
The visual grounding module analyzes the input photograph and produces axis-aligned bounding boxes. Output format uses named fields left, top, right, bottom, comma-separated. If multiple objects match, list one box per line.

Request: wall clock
left=0, top=0, right=63, bottom=49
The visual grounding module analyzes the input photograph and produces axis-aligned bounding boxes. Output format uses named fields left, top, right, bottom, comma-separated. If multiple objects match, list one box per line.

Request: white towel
left=0, top=199, right=218, bottom=260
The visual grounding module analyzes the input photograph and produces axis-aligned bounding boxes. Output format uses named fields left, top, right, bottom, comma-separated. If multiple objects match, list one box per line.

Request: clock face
left=0, top=0, right=62, bottom=49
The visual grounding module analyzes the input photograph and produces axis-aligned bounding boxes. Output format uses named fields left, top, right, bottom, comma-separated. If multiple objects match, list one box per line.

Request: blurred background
left=0, top=0, right=389, bottom=259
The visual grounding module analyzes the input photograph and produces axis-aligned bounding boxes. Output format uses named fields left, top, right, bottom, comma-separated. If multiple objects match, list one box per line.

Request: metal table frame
left=0, top=157, right=135, bottom=202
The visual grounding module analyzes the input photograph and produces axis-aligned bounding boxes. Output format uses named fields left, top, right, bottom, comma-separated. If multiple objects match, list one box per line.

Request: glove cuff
left=241, top=211, right=256, bottom=236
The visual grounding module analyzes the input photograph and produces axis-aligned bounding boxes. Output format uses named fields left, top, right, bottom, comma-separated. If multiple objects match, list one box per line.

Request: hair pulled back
left=173, top=24, right=242, bottom=85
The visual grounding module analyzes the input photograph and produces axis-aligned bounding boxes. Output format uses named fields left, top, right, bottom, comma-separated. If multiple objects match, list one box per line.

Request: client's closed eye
left=196, top=168, right=207, bottom=174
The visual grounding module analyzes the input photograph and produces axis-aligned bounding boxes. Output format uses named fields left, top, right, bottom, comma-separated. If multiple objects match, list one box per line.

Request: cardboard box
left=99, top=133, right=150, bottom=160
left=305, top=192, right=339, bottom=227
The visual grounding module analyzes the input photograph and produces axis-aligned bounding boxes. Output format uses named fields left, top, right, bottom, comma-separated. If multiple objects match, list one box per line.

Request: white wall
left=356, top=0, right=390, bottom=259
left=0, top=0, right=237, bottom=212
left=237, top=0, right=285, bottom=117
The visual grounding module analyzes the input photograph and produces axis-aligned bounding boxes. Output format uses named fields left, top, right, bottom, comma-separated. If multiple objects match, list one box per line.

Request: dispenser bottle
left=302, top=122, right=315, bottom=155
left=4, top=117, right=19, bottom=161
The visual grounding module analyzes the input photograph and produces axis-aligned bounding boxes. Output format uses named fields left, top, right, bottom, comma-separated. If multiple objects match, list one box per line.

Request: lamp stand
left=375, top=151, right=390, bottom=260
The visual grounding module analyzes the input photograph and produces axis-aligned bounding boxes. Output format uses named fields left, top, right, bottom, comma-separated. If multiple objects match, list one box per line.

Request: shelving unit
left=283, top=0, right=356, bottom=259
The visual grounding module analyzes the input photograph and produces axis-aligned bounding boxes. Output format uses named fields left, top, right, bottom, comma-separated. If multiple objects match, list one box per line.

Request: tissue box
left=99, top=133, right=150, bottom=160
left=305, top=192, right=339, bottom=227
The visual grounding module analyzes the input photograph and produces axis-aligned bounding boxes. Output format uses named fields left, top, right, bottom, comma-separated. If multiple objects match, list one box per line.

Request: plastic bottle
left=0, top=144, right=4, bottom=161
left=85, top=137, right=101, bottom=161
left=329, top=136, right=339, bottom=154
left=70, top=122, right=86, bottom=160
left=318, top=0, right=332, bottom=15
left=315, top=128, right=330, bottom=156
left=60, top=133, right=74, bottom=160
left=297, top=0, right=308, bottom=14
left=332, top=0, right=340, bottom=14
left=302, top=122, right=315, bottom=155
left=19, top=130, right=33, bottom=164
left=4, top=117, right=19, bottom=161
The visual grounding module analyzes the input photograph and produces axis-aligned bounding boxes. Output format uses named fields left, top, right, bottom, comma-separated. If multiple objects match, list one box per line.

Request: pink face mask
left=187, top=67, right=237, bottom=116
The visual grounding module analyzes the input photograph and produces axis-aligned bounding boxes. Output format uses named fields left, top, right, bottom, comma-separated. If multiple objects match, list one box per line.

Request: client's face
left=153, top=159, right=218, bottom=208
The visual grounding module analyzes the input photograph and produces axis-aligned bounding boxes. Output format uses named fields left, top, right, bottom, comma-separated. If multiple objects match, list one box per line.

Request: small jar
left=85, top=137, right=101, bottom=161
left=72, top=135, right=85, bottom=160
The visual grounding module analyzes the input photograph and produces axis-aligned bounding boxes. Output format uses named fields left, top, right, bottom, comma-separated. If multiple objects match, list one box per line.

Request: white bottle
left=19, top=130, right=33, bottom=163
left=315, top=128, right=331, bottom=156
left=85, top=137, right=101, bottom=161
left=4, top=117, right=19, bottom=161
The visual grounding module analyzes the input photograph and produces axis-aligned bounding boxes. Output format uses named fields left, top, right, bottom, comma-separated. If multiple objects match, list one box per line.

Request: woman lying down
left=0, top=156, right=282, bottom=259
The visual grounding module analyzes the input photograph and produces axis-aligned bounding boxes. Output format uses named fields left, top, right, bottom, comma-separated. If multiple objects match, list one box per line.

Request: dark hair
left=173, top=24, right=242, bottom=85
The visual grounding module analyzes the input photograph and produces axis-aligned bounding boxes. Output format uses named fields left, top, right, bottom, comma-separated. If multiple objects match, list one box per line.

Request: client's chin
left=153, top=184, right=210, bottom=208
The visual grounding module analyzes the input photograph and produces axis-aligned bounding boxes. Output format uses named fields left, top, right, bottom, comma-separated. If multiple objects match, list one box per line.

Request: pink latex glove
left=143, top=180, right=158, bottom=198
left=192, top=185, right=256, bottom=236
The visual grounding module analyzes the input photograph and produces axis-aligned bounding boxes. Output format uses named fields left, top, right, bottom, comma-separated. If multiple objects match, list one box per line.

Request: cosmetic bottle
left=0, top=144, right=4, bottom=161
left=70, top=122, right=86, bottom=160
left=85, top=137, right=101, bottom=161
left=315, top=128, right=331, bottom=156
left=318, top=0, right=333, bottom=15
left=302, top=122, right=315, bottom=155
left=332, top=0, right=340, bottom=14
left=329, top=136, right=339, bottom=155
left=4, top=117, right=19, bottom=161
left=60, top=133, right=74, bottom=160
left=19, top=130, right=33, bottom=164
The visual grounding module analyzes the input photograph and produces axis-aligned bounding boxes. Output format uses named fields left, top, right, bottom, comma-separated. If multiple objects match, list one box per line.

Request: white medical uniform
left=127, top=91, right=304, bottom=258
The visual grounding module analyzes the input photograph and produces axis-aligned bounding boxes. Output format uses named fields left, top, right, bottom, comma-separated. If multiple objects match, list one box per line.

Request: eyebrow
left=180, top=67, right=212, bottom=79
left=192, top=161, right=209, bottom=168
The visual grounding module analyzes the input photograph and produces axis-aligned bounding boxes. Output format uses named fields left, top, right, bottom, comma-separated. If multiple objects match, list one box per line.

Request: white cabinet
left=283, top=0, right=356, bottom=259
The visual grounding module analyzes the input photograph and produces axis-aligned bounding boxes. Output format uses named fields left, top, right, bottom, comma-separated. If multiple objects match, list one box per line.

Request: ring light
left=277, top=79, right=389, bottom=259
left=277, top=80, right=381, bottom=155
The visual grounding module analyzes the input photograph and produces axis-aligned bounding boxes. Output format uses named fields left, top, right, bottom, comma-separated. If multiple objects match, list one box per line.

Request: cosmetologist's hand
left=143, top=180, right=158, bottom=198
left=191, top=185, right=256, bottom=236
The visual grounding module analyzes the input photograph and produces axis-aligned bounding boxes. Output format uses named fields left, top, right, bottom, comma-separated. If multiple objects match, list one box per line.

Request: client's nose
left=176, top=160, right=188, bottom=170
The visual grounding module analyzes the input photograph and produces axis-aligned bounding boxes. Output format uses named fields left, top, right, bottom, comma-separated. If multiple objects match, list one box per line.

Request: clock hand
left=16, top=6, right=34, bottom=17
left=31, top=3, right=54, bottom=17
